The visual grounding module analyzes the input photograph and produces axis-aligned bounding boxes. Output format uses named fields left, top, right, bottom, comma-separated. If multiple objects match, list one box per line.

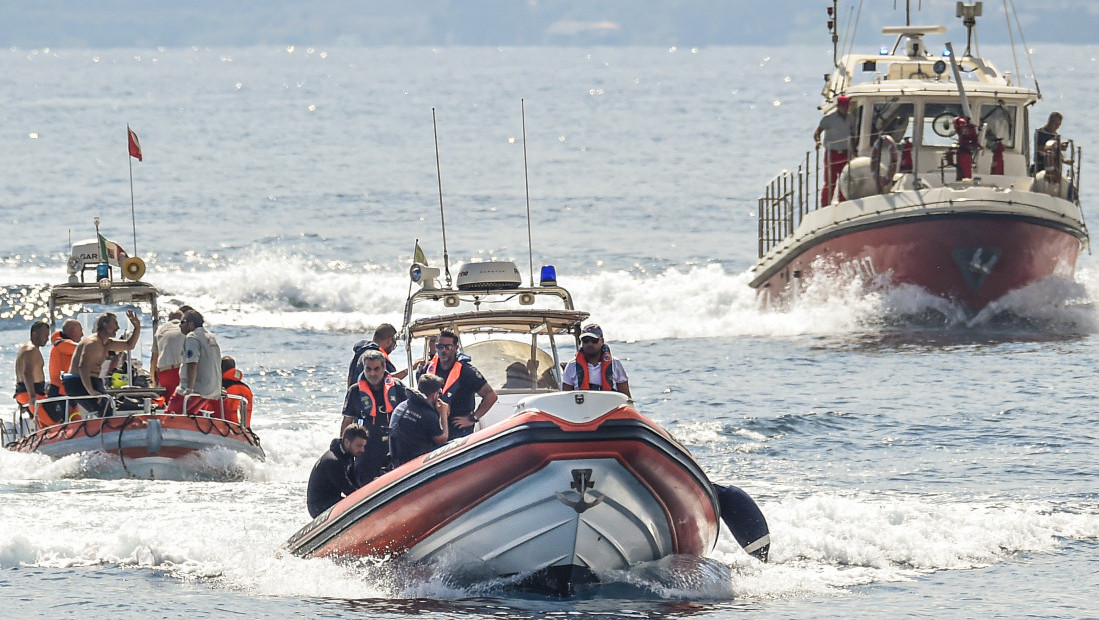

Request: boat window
left=977, top=103, right=1017, bottom=150
left=921, top=102, right=966, bottom=147
left=461, top=339, right=561, bottom=391
left=871, top=102, right=914, bottom=144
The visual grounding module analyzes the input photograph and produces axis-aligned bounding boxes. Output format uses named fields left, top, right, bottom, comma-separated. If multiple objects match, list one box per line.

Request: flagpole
left=127, top=124, right=138, bottom=256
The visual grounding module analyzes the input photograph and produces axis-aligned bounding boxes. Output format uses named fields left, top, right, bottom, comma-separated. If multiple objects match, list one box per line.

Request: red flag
left=128, top=127, right=143, bottom=161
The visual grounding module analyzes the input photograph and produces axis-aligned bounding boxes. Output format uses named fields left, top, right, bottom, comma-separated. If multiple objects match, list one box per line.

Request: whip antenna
left=432, top=108, right=453, bottom=288
left=521, top=99, right=534, bottom=286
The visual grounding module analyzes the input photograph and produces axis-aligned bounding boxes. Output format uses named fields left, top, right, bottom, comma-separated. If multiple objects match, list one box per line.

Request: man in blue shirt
left=388, top=374, right=449, bottom=468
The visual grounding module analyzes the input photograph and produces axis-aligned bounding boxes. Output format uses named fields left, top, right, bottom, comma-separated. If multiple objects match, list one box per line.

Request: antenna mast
left=432, top=108, right=453, bottom=288
left=521, top=99, right=534, bottom=286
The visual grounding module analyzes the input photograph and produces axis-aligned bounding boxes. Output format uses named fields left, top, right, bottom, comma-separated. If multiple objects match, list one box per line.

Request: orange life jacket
left=574, top=347, right=615, bottom=391
left=355, top=375, right=399, bottom=423
left=48, top=330, right=78, bottom=391
left=425, top=356, right=463, bottom=396
left=221, top=368, right=254, bottom=426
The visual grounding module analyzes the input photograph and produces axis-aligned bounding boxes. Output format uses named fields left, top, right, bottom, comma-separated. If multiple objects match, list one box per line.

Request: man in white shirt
left=562, top=324, right=630, bottom=397
left=166, top=309, right=222, bottom=416
left=150, top=305, right=192, bottom=399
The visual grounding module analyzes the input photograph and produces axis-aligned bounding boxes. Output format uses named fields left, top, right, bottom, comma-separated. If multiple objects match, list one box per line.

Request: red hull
left=288, top=404, right=719, bottom=562
left=10, top=413, right=264, bottom=465
left=755, top=216, right=1082, bottom=310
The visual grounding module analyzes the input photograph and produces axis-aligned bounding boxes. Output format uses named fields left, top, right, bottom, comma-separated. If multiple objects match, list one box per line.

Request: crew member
left=341, top=349, right=407, bottom=485
left=221, top=356, right=254, bottom=426
left=388, top=374, right=449, bottom=468
left=346, top=323, right=408, bottom=386
left=45, top=318, right=82, bottom=422
left=62, top=310, right=142, bottom=417
left=562, top=324, right=631, bottom=397
left=150, top=305, right=192, bottom=400
left=418, top=330, right=497, bottom=438
left=14, top=321, right=51, bottom=428
left=306, top=424, right=368, bottom=518
left=1034, top=111, right=1063, bottom=173
left=166, top=310, right=222, bottom=416
left=814, top=94, right=855, bottom=205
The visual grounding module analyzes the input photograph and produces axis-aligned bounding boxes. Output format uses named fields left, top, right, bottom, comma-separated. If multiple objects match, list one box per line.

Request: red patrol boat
left=287, top=391, right=769, bottom=596
left=2, top=233, right=264, bottom=480
left=751, top=1, right=1089, bottom=315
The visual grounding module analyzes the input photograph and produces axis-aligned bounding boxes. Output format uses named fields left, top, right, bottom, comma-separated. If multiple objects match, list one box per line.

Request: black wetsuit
left=306, top=438, right=359, bottom=518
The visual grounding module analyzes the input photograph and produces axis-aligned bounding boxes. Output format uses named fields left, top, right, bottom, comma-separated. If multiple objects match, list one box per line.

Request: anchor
left=951, top=246, right=1001, bottom=292
left=555, top=468, right=605, bottom=513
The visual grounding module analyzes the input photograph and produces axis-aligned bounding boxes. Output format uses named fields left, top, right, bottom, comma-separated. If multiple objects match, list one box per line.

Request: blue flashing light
left=942, top=48, right=952, bottom=57
left=879, top=47, right=889, bottom=56
left=539, top=265, right=557, bottom=286
left=96, top=263, right=110, bottom=281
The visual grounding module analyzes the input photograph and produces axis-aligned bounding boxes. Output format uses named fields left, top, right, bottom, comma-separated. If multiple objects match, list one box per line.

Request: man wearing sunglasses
left=562, top=324, right=631, bottom=397
left=420, top=330, right=498, bottom=438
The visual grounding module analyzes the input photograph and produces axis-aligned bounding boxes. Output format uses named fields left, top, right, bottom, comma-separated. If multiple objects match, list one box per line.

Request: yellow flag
left=413, top=240, right=427, bottom=265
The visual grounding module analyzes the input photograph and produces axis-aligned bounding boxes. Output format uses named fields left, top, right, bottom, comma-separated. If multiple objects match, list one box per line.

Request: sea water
left=1, top=44, right=1098, bottom=618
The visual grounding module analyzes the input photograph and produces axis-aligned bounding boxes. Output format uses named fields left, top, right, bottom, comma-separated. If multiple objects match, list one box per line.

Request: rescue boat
left=287, top=259, right=769, bottom=594
left=751, top=2, right=1089, bottom=314
left=2, top=233, right=264, bottom=480
left=287, top=391, right=769, bottom=595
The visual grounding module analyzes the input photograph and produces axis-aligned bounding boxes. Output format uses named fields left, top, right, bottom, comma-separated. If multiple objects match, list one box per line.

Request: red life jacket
left=425, top=356, right=463, bottom=396
left=356, top=375, right=399, bottom=422
left=575, top=347, right=615, bottom=391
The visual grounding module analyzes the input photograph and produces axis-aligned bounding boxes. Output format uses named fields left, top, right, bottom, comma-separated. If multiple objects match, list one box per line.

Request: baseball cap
left=579, top=324, right=603, bottom=341
left=836, top=95, right=850, bottom=106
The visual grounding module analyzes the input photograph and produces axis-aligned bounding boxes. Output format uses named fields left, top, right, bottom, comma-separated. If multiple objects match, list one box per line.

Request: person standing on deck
left=562, top=324, right=631, bottom=397
left=166, top=310, right=222, bottom=415
left=14, top=321, right=51, bottom=427
left=814, top=95, right=855, bottom=206
left=341, top=349, right=407, bottom=485
left=417, top=330, right=497, bottom=439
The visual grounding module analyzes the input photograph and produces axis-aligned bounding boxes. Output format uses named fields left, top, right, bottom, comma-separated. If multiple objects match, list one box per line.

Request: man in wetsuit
left=306, top=424, right=368, bottom=518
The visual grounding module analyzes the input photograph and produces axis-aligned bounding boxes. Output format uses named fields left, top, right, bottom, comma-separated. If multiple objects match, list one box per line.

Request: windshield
left=460, top=338, right=564, bottom=391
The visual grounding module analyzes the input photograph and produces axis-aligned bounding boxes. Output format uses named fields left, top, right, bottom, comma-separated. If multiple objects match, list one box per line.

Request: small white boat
left=286, top=259, right=769, bottom=594
left=2, top=235, right=264, bottom=480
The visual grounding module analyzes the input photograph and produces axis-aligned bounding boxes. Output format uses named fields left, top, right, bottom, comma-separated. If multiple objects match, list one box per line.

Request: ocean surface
left=2, top=41, right=1099, bottom=618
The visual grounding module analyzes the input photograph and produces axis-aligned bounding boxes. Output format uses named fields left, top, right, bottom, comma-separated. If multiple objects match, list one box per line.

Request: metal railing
left=756, top=141, right=1087, bottom=260
left=758, top=151, right=816, bottom=258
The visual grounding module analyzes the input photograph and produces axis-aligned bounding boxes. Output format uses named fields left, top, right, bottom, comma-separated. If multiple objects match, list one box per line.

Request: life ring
left=870, top=135, right=899, bottom=191
left=122, top=257, right=146, bottom=281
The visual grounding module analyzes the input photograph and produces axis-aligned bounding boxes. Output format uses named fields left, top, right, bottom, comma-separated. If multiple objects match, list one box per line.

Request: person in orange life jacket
left=220, top=356, right=254, bottom=426
left=346, top=323, right=410, bottom=387
left=814, top=94, right=856, bottom=205
left=562, top=324, right=631, bottom=397
left=45, top=318, right=83, bottom=423
left=306, top=424, right=368, bottom=518
left=14, top=320, right=51, bottom=428
left=388, top=373, right=449, bottom=468
left=340, top=349, right=407, bottom=485
left=417, top=329, right=498, bottom=439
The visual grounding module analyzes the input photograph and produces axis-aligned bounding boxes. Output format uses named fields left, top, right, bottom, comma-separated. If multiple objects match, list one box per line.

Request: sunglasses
left=436, top=343, right=456, bottom=350
left=581, top=337, right=599, bottom=344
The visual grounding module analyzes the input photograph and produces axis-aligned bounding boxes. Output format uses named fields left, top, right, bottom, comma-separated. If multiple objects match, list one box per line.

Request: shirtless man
left=15, top=321, right=51, bottom=427
left=62, top=310, right=141, bottom=416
